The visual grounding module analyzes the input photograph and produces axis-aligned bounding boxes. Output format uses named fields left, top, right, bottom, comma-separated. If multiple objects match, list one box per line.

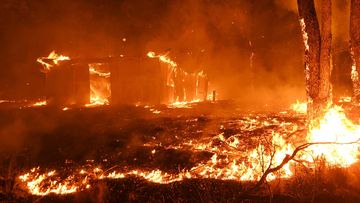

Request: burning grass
left=1, top=101, right=360, bottom=202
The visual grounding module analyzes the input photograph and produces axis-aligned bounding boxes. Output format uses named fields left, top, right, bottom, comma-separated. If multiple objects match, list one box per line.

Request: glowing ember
left=0, top=99, right=15, bottom=104
left=149, top=109, right=161, bottom=114
left=169, top=99, right=200, bottom=108
left=30, top=100, right=47, bottom=107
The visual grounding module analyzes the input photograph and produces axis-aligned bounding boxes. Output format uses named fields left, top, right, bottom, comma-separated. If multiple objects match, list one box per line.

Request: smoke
left=143, top=0, right=306, bottom=105
left=274, top=0, right=298, bottom=12
left=1, top=0, right=339, bottom=105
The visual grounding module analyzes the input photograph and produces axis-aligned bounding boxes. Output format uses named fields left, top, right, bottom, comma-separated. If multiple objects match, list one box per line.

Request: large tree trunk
left=297, top=0, right=332, bottom=125
left=319, top=0, right=332, bottom=104
left=297, top=0, right=322, bottom=123
left=350, top=0, right=360, bottom=101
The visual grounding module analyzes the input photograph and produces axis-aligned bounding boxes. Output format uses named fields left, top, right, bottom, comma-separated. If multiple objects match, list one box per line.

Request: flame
left=89, top=67, right=111, bottom=78
left=147, top=51, right=177, bottom=89
left=299, top=18, right=311, bottom=84
left=338, top=96, right=352, bottom=103
left=147, top=51, right=208, bottom=105
left=30, top=100, right=47, bottom=107
left=351, top=57, right=359, bottom=83
left=147, top=51, right=177, bottom=68
left=19, top=103, right=360, bottom=197
left=18, top=117, right=297, bottom=195
left=18, top=131, right=295, bottom=196
left=299, top=19, right=309, bottom=52
left=304, top=106, right=360, bottom=166
left=37, top=51, right=70, bottom=72
left=169, top=99, right=200, bottom=108
left=86, top=64, right=111, bottom=107
left=19, top=168, right=78, bottom=196
left=149, top=109, right=161, bottom=114
left=291, top=100, right=307, bottom=114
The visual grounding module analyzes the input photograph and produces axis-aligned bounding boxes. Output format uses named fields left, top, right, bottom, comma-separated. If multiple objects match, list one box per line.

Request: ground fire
left=2, top=0, right=360, bottom=202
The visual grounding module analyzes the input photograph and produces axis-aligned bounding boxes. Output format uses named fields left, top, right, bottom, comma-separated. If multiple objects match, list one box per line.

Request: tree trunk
left=350, top=0, right=360, bottom=101
left=319, top=0, right=332, bottom=104
left=297, top=0, right=322, bottom=122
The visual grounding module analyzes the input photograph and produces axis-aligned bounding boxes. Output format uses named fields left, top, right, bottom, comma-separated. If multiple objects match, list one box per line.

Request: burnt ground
left=1, top=101, right=360, bottom=202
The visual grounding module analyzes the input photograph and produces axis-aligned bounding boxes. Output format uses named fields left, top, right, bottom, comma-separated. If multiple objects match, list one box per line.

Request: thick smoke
left=0, top=0, right=351, bottom=105
left=274, top=0, right=298, bottom=12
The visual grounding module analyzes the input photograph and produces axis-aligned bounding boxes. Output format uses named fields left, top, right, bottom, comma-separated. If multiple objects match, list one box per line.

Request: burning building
left=37, top=51, right=209, bottom=107
left=7, top=1, right=360, bottom=202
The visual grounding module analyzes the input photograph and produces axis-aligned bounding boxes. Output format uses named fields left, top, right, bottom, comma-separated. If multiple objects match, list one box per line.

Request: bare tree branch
left=241, top=139, right=360, bottom=196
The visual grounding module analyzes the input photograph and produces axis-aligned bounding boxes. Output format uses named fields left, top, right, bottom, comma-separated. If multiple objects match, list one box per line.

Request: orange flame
left=304, top=106, right=360, bottom=166
left=147, top=51, right=177, bottom=67
left=18, top=102, right=360, bottom=197
left=37, top=51, right=70, bottom=72
left=86, top=64, right=111, bottom=107
left=291, top=100, right=307, bottom=114
left=30, top=100, right=47, bottom=107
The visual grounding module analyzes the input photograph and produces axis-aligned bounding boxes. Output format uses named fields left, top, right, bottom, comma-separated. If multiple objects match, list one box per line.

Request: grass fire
left=2, top=0, right=360, bottom=202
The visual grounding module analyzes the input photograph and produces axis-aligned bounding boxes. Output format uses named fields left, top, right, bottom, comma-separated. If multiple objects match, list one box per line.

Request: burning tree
left=297, top=0, right=332, bottom=124
left=350, top=0, right=360, bottom=101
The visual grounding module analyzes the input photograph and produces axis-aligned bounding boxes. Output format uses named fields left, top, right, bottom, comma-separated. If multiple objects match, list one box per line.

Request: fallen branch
left=241, top=139, right=360, bottom=196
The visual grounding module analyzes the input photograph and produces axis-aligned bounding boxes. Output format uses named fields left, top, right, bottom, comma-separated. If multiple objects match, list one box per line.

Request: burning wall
left=37, top=51, right=209, bottom=107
